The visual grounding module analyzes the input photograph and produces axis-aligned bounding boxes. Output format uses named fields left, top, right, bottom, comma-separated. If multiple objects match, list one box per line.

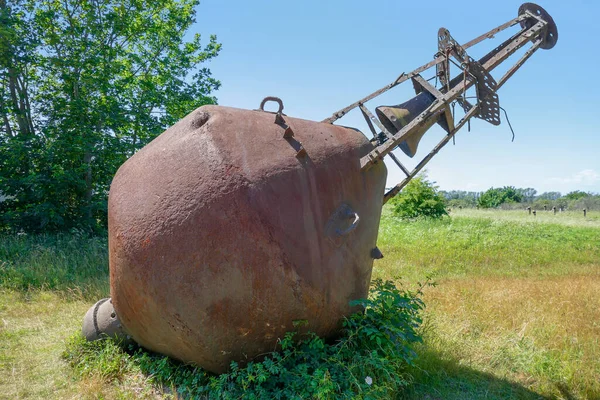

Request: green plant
left=0, top=0, right=221, bottom=232
left=63, top=279, right=426, bottom=399
left=0, top=232, right=109, bottom=300
left=478, top=186, right=523, bottom=208
left=392, top=175, right=447, bottom=219
left=563, top=191, right=590, bottom=201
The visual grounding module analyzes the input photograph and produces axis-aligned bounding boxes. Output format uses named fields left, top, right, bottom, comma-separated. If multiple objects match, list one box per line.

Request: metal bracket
left=259, top=96, right=307, bottom=158
left=412, top=74, right=454, bottom=132
left=437, top=29, right=501, bottom=126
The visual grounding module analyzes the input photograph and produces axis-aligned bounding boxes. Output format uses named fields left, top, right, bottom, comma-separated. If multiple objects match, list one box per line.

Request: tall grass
left=0, top=232, right=109, bottom=300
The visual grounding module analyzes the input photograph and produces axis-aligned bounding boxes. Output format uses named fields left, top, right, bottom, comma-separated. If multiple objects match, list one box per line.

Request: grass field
left=1, top=209, right=599, bottom=399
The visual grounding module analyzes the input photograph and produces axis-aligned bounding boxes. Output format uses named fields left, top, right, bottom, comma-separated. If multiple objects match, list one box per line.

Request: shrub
left=563, top=191, right=590, bottom=201
left=570, top=194, right=600, bottom=211
left=478, top=186, right=523, bottom=208
left=64, top=279, right=426, bottom=399
left=448, top=198, right=476, bottom=209
left=392, top=176, right=447, bottom=219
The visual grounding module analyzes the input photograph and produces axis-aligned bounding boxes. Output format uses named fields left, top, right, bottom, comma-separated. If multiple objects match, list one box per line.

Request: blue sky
left=193, top=0, right=599, bottom=194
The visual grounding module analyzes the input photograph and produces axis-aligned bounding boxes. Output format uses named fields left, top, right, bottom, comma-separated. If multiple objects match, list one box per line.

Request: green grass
left=1, top=208, right=599, bottom=398
left=375, top=209, right=600, bottom=399
left=0, top=232, right=109, bottom=300
left=375, top=208, right=600, bottom=282
left=452, top=208, right=600, bottom=227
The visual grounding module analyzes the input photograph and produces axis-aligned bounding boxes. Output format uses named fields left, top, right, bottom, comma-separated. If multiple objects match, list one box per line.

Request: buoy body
left=108, top=105, right=387, bottom=373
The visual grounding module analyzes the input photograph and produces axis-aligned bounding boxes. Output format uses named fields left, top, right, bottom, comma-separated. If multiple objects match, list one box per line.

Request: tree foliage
left=0, top=0, right=220, bottom=232
left=392, top=175, right=447, bottom=219
left=409, top=186, right=600, bottom=211
left=439, top=190, right=479, bottom=208
left=563, top=191, right=590, bottom=201
left=537, top=191, right=562, bottom=201
left=515, top=187, right=537, bottom=203
left=477, top=186, right=523, bottom=209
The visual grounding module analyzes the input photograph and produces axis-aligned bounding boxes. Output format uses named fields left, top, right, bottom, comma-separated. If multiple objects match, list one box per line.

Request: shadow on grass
left=400, top=347, right=551, bottom=400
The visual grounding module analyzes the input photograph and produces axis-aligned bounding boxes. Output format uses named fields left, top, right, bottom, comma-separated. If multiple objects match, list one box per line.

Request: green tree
left=478, top=186, right=523, bottom=208
left=563, top=191, right=589, bottom=201
left=0, top=0, right=221, bottom=232
left=516, top=187, right=537, bottom=203
left=439, top=190, right=480, bottom=208
left=392, top=175, right=447, bottom=219
left=536, top=191, right=562, bottom=201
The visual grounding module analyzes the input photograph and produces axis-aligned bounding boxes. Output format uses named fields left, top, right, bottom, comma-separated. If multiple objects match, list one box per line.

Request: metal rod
left=478, top=26, right=527, bottom=66
left=496, top=39, right=543, bottom=90
left=321, top=15, right=527, bottom=124
left=359, top=104, right=394, bottom=140
left=413, top=73, right=455, bottom=131
left=482, top=22, right=544, bottom=71
left=388, top=152, right=411, bottom=177
left=358, top=104, right=379, bottom=139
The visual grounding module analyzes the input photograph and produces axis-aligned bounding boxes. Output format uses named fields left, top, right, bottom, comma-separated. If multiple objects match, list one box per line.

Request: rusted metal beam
left=388, top=152, right=410, bottom=177
left=496, top=39, right=543, bottom=90
left=321, top=15, right=528, bottom=124
left=360, top=21, right=546, bottom=169
left=359, top=103, right=394, bottom=140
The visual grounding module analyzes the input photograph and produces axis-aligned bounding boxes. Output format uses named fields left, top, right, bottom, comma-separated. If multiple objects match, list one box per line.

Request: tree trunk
left=7, top=67, right=30, bottom=136
left=84, top=150, right=93, bottom=223
left=0, top=94, right=13, bottom=137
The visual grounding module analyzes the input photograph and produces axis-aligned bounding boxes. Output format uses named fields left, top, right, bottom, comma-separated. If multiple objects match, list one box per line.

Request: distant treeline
left=439, top=188, right=600, bottom=211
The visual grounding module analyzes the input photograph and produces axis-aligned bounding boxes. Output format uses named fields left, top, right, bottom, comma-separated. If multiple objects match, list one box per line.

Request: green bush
left=570, top=195, right=600, bottom=211
left=392, top=176, right=447, bottom=219
left=478, top=186, right=523, bottom=208
left=563, top=191, right=590, bottom=201
left=64, top=279, right=426, bottom=399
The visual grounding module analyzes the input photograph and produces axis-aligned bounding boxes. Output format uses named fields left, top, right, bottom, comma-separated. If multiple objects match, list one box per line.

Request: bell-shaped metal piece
left=376, top=91, right=449, bottom=157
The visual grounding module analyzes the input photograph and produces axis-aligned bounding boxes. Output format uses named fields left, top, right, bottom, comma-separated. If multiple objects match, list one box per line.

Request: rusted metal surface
left=109, top=105, right=387, bottom=373
left=519, top=3, right=558, bottom=49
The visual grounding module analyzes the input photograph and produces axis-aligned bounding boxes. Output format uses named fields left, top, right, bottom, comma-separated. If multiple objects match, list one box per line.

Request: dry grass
left=0, top=291, right=88, bottom=399
left=413, top=276, right=600, bottom=398
left=0, top=291, right=165, bottom=399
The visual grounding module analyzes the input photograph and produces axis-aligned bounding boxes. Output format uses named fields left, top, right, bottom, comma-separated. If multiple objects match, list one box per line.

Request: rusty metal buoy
left=84, top=2, right=558, bottom=374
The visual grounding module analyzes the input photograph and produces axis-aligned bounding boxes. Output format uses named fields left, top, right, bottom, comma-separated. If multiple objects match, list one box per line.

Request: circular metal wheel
left=518, top=3, right=558, bottom=50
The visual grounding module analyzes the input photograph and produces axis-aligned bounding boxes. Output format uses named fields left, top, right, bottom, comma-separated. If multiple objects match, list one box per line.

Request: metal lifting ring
left=259, top=96, right=284, bottom=114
